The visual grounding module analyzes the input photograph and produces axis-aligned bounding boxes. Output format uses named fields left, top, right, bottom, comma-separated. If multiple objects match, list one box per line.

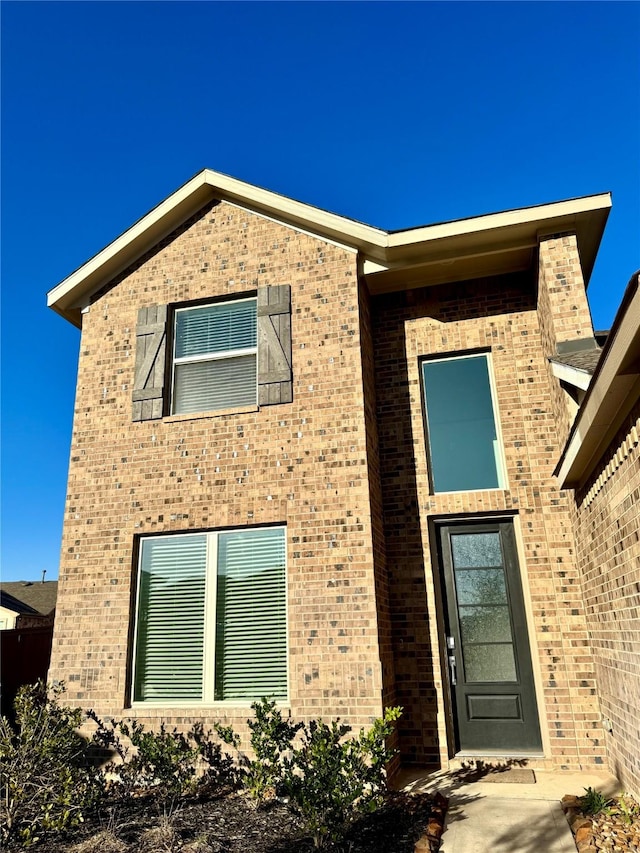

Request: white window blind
left=133, top=527, right=287, bottom=705
left=133, top=534, right=207, bottom=702
left=215, top=528, right=287, bottom=701
left=172, top=299, right=257, bottom=414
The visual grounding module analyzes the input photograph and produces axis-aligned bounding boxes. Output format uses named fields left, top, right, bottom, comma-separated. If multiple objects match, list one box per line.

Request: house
left=46, top=169, right=636, bottom=792
left=1, top=581, right=58, bottom=717
left=556, top=271, right=640, bottom=798
left=0, top=580, right=58, bottom=630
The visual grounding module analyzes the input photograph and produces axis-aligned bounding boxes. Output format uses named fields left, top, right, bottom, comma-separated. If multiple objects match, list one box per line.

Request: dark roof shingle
left=0, top=581, right=58, bottom=616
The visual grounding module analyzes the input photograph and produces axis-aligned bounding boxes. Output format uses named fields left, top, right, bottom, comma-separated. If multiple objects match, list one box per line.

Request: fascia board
left=386, top=193, right=612, bottom=249
left=47, top=172, right=217, bottom=326
left=201, top=169, right=387, bottom=250
left=47, top=169, right=389, bottom=326
left=550, top=361, right=592, bottom=392
left=47, top=168, right=611, bottom=327
left=557, top=278, right=640, bottom=487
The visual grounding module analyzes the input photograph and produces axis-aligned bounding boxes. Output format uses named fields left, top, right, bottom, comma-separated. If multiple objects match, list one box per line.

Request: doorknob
left=448, top=654, right=457, bottom=686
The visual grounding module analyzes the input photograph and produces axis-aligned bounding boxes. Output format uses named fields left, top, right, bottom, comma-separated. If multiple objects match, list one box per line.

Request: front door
left=438, top=521, right=542, bottom=752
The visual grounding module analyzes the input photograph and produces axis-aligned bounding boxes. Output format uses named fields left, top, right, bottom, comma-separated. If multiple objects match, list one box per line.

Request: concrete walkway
left=397, top=766, right=621, bottom=853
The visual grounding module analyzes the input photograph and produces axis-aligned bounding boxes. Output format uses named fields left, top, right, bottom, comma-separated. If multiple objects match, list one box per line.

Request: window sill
left=164, top=405, right=259, bottom=423
left=129, top=701, right=291, bottom=713
left=431, top=486, right=508, bottom=496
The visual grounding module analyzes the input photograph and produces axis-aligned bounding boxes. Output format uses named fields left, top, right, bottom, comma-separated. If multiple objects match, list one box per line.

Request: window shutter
left=257, top=286, right=292, bottom=405
left=132, top=305, right=167, bottom=421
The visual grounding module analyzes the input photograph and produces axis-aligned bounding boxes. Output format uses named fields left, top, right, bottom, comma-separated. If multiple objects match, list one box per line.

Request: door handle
left=448, top=654, right=457, bottom=686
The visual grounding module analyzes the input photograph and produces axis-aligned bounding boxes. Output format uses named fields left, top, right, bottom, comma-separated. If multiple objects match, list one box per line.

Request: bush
left=243, top=698, right=303, bottom=804
left=282, top=707, right=402, bottom=848
left=0, top=681, right=105, bottom=847
left=93, top=718, right=238, bottom=808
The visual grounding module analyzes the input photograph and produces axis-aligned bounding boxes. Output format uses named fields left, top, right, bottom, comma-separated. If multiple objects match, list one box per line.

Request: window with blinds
left=172, top=298, right=257, bottom=414
left=132, top=526, right=287, bottom=704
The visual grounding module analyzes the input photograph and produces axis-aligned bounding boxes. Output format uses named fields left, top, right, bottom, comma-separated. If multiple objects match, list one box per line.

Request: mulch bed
left=562, top=793, right=640, bottom=853
left=26, top=789, right=447, bottom=853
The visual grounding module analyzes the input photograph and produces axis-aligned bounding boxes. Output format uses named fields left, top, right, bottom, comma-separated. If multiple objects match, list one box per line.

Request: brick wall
left=373, top=270, right=604, bottom=768
left=537, top=233, right=595, bottom=449
left=50, top=200, right=387, bottom=736
left=573, top=402, right=640, bottom=799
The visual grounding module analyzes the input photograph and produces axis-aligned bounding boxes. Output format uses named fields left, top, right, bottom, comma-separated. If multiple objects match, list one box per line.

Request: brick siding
left=50, top=199, right=386, bottom=735
left=573, top=402, right=640, bottom=799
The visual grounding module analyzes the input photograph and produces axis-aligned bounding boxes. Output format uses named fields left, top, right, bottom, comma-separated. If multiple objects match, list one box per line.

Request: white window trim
left=170, top=296, right=258, bottom=416
left=422, top=351, right=508, bottom=495
left=131, top=525, right=288, bottom=707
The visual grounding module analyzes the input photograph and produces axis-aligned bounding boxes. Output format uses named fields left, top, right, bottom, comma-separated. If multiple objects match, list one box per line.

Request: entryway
left=437, top=520, right=542, bottom=753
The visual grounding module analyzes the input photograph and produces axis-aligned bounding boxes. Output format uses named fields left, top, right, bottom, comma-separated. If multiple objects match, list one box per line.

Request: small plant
left=0, top=681, right=105, bottom=847
left=282, top=706, right=402, bottom=848
left=244, top=698, right=303, bottom=804
left=580, top=786, right=612, bottom=815
left=616, top=794, right=640, bottom=826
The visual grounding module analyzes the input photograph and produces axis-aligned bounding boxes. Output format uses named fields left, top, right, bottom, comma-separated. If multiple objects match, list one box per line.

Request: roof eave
left=556, top=272, right=640, bottom=489
left=46, top=168, right=611, bottom=325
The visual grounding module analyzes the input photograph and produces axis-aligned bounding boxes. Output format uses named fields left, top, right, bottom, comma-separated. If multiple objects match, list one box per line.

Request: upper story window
left=131, top=286, right=292, bottom=422
left=422, top=352, right=505, bottom=493
left=132, top=525, right=288, bottom=704
left=172, top=298, right=257, bottom=414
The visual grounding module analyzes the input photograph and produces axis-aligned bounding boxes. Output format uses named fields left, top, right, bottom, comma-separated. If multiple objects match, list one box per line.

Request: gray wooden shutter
left=257, top=286, right=292, bottom=405
left=132, top=305, right=168, bottom=421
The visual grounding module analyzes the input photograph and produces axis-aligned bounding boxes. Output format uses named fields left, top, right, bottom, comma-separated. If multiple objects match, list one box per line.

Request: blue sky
left=2, top=2, right=639, bottom=582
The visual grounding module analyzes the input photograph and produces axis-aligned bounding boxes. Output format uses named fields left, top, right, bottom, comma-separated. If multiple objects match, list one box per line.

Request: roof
left=47, top=168, right=612, bottom=327
left=0, top=581, right=58, bottom=616
left=551, top=343, right=603, bottom=376
left=556, top=271, right=640, bottom=487
left=549, top=338, right=604, bottom=391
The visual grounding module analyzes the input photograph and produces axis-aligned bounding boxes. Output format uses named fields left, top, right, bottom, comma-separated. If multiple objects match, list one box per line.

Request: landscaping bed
left=563, top=791, right=640, bottom=853
left=1, top=684, right=447, bottom=853
left=29, top=789, right=444, bottom=853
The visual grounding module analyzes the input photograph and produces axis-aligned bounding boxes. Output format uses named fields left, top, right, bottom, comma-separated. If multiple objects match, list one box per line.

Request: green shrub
left=282, top=707, right=401, bottom=848
left=108, top=720, right=199, bottom=804
left=189, top=722, right=239, bottom=792
left=0, top=681, right=105, bottom=847
left=243, top=698, right=303, bottom=804
left=92, top=716, right=238, bottom=806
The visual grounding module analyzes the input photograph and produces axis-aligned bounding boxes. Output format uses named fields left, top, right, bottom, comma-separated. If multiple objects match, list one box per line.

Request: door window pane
left=454, top=568, right=508, bottom=605
left=464, top=643, right=517, bottom=682
left=451, top=532, right=502, bottom=568
left=459, top=605, right=513, bottom=643
left=422, top=355, right=504, bottom=492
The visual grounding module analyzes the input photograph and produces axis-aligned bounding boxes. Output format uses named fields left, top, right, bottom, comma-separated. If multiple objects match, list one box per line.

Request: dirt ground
left=30, top=789, right=439, bottom=853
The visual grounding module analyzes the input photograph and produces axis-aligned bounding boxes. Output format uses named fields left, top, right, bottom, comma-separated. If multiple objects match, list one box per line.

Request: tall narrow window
left=132, top=526, right=287, bottom=704
left=422, top=353, right=505, bottom=493
left=172, top=298, right=257, bottom=414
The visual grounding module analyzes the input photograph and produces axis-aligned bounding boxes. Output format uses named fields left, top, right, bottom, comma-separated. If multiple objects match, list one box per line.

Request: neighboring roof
left=550, top=339, right=604, bottom=392
left=556, top=271, right=640, bottom=488
left=0, top=581, right=58, bottom=616
left=552, top=342, right=603, bottom=376
left=47, top=168, right=612, bottom=327
left=0, top=591, right=40, bottom=616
